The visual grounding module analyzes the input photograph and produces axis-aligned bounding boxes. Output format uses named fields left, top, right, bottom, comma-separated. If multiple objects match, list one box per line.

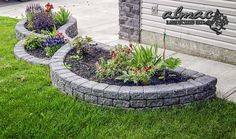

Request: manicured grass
left=0, top=16, right=236, bottom=139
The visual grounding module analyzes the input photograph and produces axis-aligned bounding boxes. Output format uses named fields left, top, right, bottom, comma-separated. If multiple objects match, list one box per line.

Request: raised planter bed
left=15, top=16, right=78, bottom=41
left=50, top=43, right=217, bottom=109
left=14, top=15, right=78, bottom=65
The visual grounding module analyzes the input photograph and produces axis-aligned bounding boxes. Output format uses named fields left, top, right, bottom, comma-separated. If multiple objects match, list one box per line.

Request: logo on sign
left=152, top=6, right=229, bottom=35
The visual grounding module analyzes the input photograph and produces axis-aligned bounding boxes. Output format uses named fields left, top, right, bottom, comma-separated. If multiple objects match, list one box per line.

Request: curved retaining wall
left=49, top=43, right=217, bottom=109
left=14, top=40, right=50, bottom=65
left=16, top=16, right=78, bottom=40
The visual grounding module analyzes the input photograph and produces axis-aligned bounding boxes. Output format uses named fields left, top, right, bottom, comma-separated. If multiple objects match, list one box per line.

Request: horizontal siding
left=141, top=0, right=236, bottom=50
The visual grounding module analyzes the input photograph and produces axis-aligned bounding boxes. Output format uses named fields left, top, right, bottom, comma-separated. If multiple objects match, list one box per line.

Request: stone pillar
left=119, top=0, right=141, bottom=42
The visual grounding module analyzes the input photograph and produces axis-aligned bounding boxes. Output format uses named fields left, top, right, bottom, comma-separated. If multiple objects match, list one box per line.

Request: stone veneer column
left=119, top=0, right=141, bottom=42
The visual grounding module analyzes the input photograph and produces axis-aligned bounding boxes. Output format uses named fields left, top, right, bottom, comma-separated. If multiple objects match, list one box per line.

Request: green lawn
left=0, top=16, right=236, bottom=139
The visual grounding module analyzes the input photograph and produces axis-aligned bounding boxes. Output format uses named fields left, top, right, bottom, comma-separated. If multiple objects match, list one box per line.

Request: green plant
left=41, top=25, right=57, bottom=37
left=72, top=36, right=93, bottom=55
left=96, top=45, right=132, bottom=79
left=25, top=12, right=34, bottom=30
left=116, top=67, right=155, bottom=84
left=24, top=34, right=44, bottom=50
left=45, top=45, right=61, bottom=57
left=131, top=44, right=160, bottom=69
left=54, top=7, right=71, bottom=26
left=96, top=44, right=181, bottom=84
left=96, top=58, right=118, bottom=79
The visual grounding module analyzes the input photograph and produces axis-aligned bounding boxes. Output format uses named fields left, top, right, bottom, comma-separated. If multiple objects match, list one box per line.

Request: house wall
left=119, top=0, right=236, bottom=65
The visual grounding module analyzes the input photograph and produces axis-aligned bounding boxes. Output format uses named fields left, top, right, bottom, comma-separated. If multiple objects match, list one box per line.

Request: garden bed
left=50, top=43, right=217, bottom=109
left=15, top=3, right=78, bottom=40
left=64, top=46, right=189, bottom=86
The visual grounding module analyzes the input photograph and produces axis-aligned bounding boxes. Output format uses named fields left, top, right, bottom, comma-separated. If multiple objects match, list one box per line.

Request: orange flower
left=45, top=3, right=53, bottom=12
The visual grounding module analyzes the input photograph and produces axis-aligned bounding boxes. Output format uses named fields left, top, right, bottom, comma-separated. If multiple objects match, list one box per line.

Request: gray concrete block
left=130, top=100, right=146, bottom=108
left=144, top=85, right=158, bottom=99
left=84, top=94, right=97, bottom=104
left=79, top=81, right=99, bottom=94
left=163, top=97, right=179, bottom=106
left=97, top=97, right=113, bottom=106
left=179, top=95, right=194, bottom=104
left=119, top=86, right=131, bottom=100
left=104, top=85, right=121, bottom=99
left=113, top=100, right=130, bottom=108
left=92, top=83, right=109, bottom=97
left=130, top=86, right=144, bottom=100
left=146, top=99, right=163, bottom=107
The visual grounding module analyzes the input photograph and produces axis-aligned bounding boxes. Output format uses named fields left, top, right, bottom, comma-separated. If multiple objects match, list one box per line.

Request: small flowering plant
left=43, top=32, right=68, bottom=57
left=96, top=44, right=133, bottom=79
left=45, top=3, right=54, bottom=13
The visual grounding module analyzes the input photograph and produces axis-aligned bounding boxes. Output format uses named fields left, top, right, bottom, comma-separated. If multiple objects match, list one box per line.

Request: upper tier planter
left=14, top=16, right=78, bottom=65
left=49, top=43, right=217, bottom=109
left=15, top=16, right=78, bottom=40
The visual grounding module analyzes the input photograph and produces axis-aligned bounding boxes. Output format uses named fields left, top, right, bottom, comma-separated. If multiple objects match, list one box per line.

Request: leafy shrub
left=24, top=34, right=44, bottom=50
left=115, top=44, right=160, bottom=84
left=32, top=12, right=55, bottom=33
left=72, top=36, right=93, bottom=55
left=96, top=58, right=118, bottom=79
left=96, top=44, right=181, bottom=84
left=96, top=45, right=132, bottom=79
left=54, top=7, right=71, bottom=26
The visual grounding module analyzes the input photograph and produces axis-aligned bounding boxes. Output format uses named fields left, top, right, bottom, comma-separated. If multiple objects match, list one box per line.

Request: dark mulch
left=64, top=46, right=189, bottom=86
left=25, top=47, right=50, bottom=60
